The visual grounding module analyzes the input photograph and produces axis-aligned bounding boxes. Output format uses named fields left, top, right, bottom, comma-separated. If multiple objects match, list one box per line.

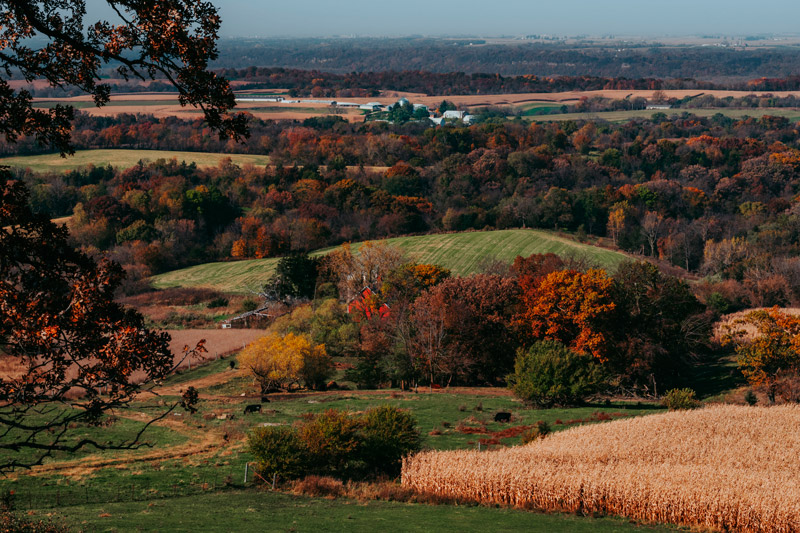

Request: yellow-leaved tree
left=239, top=332, right=333, bottom=393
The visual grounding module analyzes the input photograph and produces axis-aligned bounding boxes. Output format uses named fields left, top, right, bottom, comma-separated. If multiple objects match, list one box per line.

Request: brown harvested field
left=164, top=328, right=265, bottom=370
left=0, top=328, right=264, bottom=385
left=402, top=404, right=800, bottom=533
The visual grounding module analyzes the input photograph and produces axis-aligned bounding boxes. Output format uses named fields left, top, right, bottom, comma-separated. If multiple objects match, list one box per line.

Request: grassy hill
left=151, top=229, right=630, bottom=294
left=0, top=149, right=270, bottom=173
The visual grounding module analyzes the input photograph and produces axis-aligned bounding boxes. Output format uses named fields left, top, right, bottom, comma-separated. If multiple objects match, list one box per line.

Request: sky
left=85, top=0, right=800, bottom=38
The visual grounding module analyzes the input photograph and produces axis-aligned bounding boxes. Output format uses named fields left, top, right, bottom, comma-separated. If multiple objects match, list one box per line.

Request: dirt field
left=0, top=328, right=265, bottom=386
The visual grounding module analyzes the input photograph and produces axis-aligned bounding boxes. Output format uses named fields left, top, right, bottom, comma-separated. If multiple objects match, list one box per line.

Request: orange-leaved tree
left=721, top=307, right=800, bottom=402
left=515, top=269, right=615, bottom=361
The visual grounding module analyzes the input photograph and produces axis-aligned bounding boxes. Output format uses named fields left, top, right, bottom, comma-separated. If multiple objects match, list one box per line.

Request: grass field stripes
left=150, top=229, right=630, bottom=293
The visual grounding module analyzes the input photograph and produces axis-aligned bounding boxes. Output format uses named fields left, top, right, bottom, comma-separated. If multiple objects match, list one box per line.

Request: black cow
left=494, top=411, right=511, bottom=423
left=260, top=396, right=270, bottom=403
left=243, top=404, right=262, bottom=415
left=229, top=361, right=236, bottom=370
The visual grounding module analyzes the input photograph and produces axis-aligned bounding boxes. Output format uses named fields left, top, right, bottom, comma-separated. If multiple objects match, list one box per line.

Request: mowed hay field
left=402, top=405, right=800, bottom=533
left=0, top=149, right=271, bottom=173
left=150, top=229, right=630, bottom=293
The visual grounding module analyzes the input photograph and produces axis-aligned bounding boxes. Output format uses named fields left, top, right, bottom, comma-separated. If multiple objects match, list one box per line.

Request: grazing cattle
left=260, top=396, right=270, bottom=403
left=243, top=404, right=262, bottom=415
left=494, top=412, right=511, bottom=423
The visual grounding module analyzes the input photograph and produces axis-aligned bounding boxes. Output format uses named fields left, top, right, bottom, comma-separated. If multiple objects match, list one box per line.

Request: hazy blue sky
left=86, top=0, right=800, bottom=38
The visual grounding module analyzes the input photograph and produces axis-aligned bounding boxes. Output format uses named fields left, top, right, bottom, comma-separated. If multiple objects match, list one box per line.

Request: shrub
left=521, top=420, right=552, bottom=444
left=744, top=389, right=758, bottom=406
left=180, top=386, right=199, bottom=413
left=360, top=405, right=422, bottom=477
left=299, top=409, right=361, bottom=476
left=507, top=340, right=604, bottom=408
left=249, top=406, right=422, bottom=483
left=240, top=297, right=259, bottom=313
left=206, top=296, right=229, bottom=308
left=661, top=388, right=700, bottom=410
left=248, top=426, right=308, bottom=481
left=291, top=475, right=346, bottom=498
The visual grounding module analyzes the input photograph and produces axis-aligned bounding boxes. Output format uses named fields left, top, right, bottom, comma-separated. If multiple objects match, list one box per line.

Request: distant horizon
left=85, top=0, right=800, bottom=40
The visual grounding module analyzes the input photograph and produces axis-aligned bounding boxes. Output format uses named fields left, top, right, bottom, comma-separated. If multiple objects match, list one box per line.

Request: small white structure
left=463, top=114, right=477, bottom=124
left=235, top=96, right=285, bottom=103
left=443, top=110, right=465, bottom=120
left=646, top=104, right=672, bottom=110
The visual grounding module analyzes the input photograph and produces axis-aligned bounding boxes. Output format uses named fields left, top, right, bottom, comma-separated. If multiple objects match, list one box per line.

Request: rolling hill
left=150, top=229, right=630, bottom=294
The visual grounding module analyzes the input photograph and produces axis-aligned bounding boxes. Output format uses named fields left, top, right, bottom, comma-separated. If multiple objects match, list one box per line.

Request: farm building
left=646, top=104, right=672, bottom=110
left=347, top=287, right=390, bottom=320
left=443, top=110, right=465, bottom=119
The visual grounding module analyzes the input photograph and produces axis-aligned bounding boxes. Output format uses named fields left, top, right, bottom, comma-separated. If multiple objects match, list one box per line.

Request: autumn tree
left=515, top=269, right=615, bottom=361
left=322, top=241, right=404, bottom=301
left=0, top=174, right=204, bottom=471
left=238, top=333, right=332, bottom=393
left=722, top=308, right=800, bottom=402
left=0, top=1, right=248, bottom=470
left=409, top=275, right=520, bottom=386
left=0, top=0, right=246, bottom=155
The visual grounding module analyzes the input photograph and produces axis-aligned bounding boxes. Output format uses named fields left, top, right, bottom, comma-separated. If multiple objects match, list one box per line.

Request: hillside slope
left=150, top=229, right=629, bottom=294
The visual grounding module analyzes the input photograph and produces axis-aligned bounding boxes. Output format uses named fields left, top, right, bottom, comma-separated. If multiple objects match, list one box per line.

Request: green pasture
left=0, top=149, right=271, bottom=173
left=150, top=229, right=630, bottom=294
left=524, top=107, right=800, bottom=123
left=52, top=490, right=677, bottom=532
left=518, top=102, right=565, bottom=116
left=0, top=354, right=670, bottom=532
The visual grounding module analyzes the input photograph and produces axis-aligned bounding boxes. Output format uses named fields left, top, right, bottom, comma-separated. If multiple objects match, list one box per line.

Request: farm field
left=1, top=355, right=670, bottom=532
left=403, top=405, right=800, bottom=533
left=29, top=88, right=800, bottom=123
left=150, top=229, right=630, bottom=293
left=0, top=149, right=271, bottom=173
left=525, top=107, right=800, bottom=123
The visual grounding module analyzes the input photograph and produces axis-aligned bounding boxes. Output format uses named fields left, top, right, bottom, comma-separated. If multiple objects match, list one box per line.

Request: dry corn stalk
left=402, top=405, right=800, bottom=532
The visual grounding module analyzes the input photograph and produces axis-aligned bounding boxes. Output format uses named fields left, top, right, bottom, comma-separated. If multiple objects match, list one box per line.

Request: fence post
left=478, top=442, right=481, bottom=452
left=271, top=473, right=277, bottom=490
left=244, top=462, right=249, bottom=484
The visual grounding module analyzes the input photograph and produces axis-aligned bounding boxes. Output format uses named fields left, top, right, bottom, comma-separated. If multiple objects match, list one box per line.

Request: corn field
left=402, top=405, right=800, bottom=532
